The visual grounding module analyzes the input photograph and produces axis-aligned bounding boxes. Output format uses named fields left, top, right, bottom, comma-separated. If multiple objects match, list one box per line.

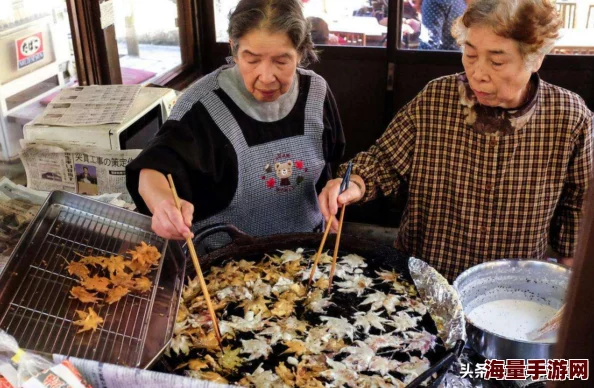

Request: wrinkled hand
left=151, top=198, right=194, bottom=240
left=318, top=177, right=364, bottom=232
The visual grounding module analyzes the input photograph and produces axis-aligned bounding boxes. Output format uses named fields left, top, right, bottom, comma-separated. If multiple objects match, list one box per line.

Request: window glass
left=112, top=0, right=183, bottom=84
left=214, top=0, right=389, bottom=47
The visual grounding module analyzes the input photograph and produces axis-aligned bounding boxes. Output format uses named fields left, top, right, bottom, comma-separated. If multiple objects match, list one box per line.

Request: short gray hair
left=228, top=0, right=318, bottom=67
left=452, top=0, right=562, bottom=69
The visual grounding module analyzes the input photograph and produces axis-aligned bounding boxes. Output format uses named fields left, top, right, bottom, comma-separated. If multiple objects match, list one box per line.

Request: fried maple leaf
left=402, top=330, right=436, bottom=354
left=314, top=276, right=329, bottom=290
left=320, top=316, right=356, bottom=341
left=283, top=340, right=308, bottom=356
left=387, top=311, right=421, bottom=332
left=282, top=316, right=308, bottom=334
left=104, top=285, right=130, bottom=304
left=357, top=374, right=404, bottom=388
left=340, top=341, right=375, bottom=371
left=229, top=311, right=266, bottom=332
left=80, top=275, right=111, bottom=293
left=216, top=286, right=253, bottom=303
left=276, top=362, right=296, bottom=387
left=335, top=275, right=373, bottom=296
left=192, top=330, right=220, bottom=352
left=364, top=333, right=405, bottom=352
left=321, top=358, right=359, bottom=388
left=170, top=334, right=191, bottom=355
left=360, top=291, right=387, bottom=311
left=128, top=241, right=161, bottom=266
left=382, top=294, right=402, bottom=314
left=73, top=307, right=103, bottom=333
left=247, top=278, right=272, bottom=298
left=65, top=260, right=90, bottom=279
left=105, top=255, right=127, bottom=274
left=375, top=269, right=399, bottom=283
left=240, top=364, right=285, bottom=387
left=354, top=311, right=390, bottom=333
left=397, top=356, right=430, bottom=382
left=272, top=276, right=295, bottom=294
left=238, top=259, right=257, bottom=271
left=219, top=346, right=243, bottom=371
left=404, top=298, right=428, bottom=316
left=259, top=324, right=285, bottom=345
left=187, top=358, right=209, bottom=371
left=186, top=371, right=228, bottom=384
left=299, top=265, right=324, bottom=282
left=271, top=299, right=296, bottom=318
left=78, top=255, right=108, bottom=269
left=304, top=327, right=331, bottom=355
left=109, top=270, right=135, bottom=288
left=305, top=289, right=333, bottom=313
left=339, top=254, right=367, bottom=269
left=279, top=248, right=303, bottom=263
left=239, top=295, right=270, bottom=316
left=70, top=286, right=100, bottom=303
left=368, top=356, right=401, bottom=376
left=132, top=276, right=152, bottom=293
left=241, top=337, right=273, bottom=361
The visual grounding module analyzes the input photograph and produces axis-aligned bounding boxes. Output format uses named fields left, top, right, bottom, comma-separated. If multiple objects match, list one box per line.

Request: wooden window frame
left=68, top=0, right=202, bottom=90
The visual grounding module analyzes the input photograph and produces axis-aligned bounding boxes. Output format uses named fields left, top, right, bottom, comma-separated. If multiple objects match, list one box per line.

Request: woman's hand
left=139, top=169, right=194, bottom=240
left=318, top=174, right=365, bottom=231
left=151, top=197, right=194, bottom=240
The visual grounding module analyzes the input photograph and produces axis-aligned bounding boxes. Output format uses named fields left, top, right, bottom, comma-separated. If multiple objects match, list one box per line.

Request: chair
left=556, top=2, right=577, bottom=29
left=587, top=5, right=594, bottom=28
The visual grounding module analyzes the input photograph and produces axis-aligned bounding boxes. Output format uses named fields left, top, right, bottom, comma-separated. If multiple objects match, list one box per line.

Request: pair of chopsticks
left=308, top=162, right=353, bottom=292
left=167, top=175, right=223, bottom=350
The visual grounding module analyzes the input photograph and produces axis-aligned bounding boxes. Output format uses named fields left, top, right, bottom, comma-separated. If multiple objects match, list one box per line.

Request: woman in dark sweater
left=126, top=0, right=344, bottom=247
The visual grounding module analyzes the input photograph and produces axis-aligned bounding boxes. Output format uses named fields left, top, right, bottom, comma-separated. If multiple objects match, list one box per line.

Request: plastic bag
left=0, top=331, right=53, bottom=387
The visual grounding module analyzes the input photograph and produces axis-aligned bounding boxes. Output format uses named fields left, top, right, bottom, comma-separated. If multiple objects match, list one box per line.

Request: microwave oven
left=23, top=87, right=177, bottom=150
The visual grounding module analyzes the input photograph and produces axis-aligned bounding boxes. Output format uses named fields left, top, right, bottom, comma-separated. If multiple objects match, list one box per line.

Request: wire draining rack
left=0, top=191, right=185, bottom=368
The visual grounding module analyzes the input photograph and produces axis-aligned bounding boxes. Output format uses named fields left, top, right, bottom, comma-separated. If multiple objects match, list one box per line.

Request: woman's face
left=461, top=25, right=543, bottom=109
left=233, top=29, right=300, bottom=102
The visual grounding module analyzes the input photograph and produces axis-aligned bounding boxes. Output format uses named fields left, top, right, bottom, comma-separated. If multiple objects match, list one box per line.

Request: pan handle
left=406, top=340, right=465, bottom=388
left=191, top=223, right=254, bottom=247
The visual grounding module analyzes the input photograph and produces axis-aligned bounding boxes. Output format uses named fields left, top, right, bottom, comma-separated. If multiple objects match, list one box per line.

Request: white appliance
left=24, top=87, right=177, bottom=150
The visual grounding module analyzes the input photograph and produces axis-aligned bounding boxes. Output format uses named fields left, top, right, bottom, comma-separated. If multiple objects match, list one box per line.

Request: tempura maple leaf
left=109, top=270, right=135, bottom=288
left=219, top=346, right=243, bottom=371
left=70, top=286, right=100, bottom=303
left=339, top=254, right=367, bottom=269
left=364, top=333, right=405, bottom=352
left=368, top=356, right=401, bottom=376
left=241, top=337, right=273, bottom=361
left=387, top=311, right=421, bottom=332
left=73, top=307, right=103, bottom=333
left=65, top=260, right=90, bottom=279
left=320, top=316, right=356, bottom=341
left=228, top=311, right=266, bottom=332
left=275, top=362, right=296, bottom=387
left=170, top=334, right=191, bottom=355
left=335, top=275, right=373, bottom=296
left=80, top=275, right=111, bottom=293
left=105, top=255, right=127, bottom=274
left=104, top=285, right=130, bottom=304
left=321, top=358, right=359, bottom=388
left=279, top=248, right=303, bottom=263
left=401, top=330, right=436, bottom=354
left=132, top=276, right=152, bottom=293
left=354, top=311, right=390, bottom=333
left=397, top=357, right=430, bottom=383
left=240, top=295, right=271, bottom=316
left=282, top=340, right=308, bottom=356
left=340, top=341, right=375, bottom=371
left=305, top=289, right=333, bottom=313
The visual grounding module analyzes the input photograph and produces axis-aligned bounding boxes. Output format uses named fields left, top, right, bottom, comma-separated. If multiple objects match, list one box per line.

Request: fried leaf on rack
left=64, top=259, right=90, bottom=279
left=105, top=255, right=127, bottom=274
left=127, top=241, right=161, bottom=266
left=104, top=285, right=130, bottom=304
left=132, top=276, right=152, bottom=293
left=80, top=275, right=111, bottom=293
left=70, top=286, right=100, bottom=304
left=109, top=270, right=135, bottom=288
left=73, top=307, right=104, bottom=333
left=77, top=254, right=108, bottom=269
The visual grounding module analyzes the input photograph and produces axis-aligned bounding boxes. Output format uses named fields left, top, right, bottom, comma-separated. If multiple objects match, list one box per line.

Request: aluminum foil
left=408, top=257, right=467, bottom=350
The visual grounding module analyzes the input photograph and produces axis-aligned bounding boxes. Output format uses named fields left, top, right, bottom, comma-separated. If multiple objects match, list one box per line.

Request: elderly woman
left=126, top=0, right=344, bottom=244
left=319, top=0, right=592, bottom=282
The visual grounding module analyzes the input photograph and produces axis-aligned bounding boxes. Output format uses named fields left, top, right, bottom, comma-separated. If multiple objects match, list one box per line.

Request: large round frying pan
left=168, top=224, right=460, bottom=387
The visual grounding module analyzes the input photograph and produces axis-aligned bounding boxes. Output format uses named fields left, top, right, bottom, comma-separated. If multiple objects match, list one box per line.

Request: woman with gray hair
left=319, top=0, right=593, bottom=282
left=127, top=0, right=344, bottom=245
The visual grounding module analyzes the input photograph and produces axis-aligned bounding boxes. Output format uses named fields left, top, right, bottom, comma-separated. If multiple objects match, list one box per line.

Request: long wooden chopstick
left=528, top=303, right=566, bottom=341
left=307, top=215, right=333, bottom=288
left=167, top=174, right=223, bottom=348
left=328, top=204, right=347, bottom=292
